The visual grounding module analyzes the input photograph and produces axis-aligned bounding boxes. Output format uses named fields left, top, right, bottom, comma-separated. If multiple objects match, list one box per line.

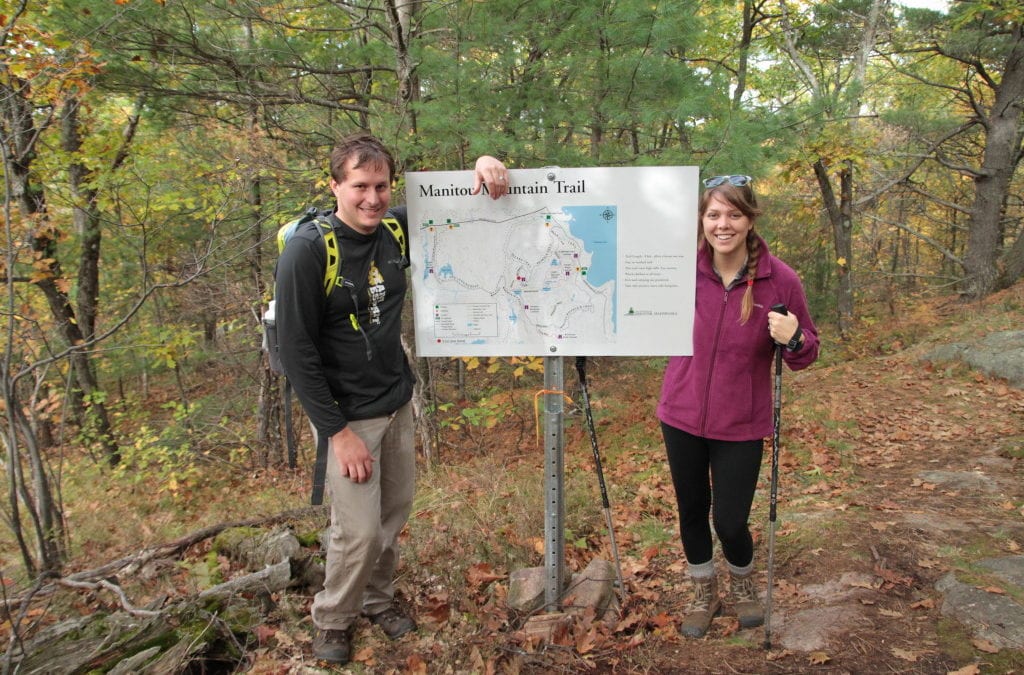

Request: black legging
left=661, top=422, right=764, bottom=568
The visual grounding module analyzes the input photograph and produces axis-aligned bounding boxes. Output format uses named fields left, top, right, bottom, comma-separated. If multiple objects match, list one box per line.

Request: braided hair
left=697, top=182, right=762, bottom=324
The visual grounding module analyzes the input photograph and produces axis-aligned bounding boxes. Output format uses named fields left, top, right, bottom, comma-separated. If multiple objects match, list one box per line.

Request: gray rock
left=507, top=566, right=549, bottom=613
left=921, top=330, right=1024, bottom=387
left=508, top=559, right=618, bottom=620
left=775, top=606, right=869, bottom=652
left=936, top=571, right=1024, bottom=649
left=979, top=555, right=1024, bottom=590
left=563, top=558, right=619, bottom=620
left=800, top=572, right=877, bottom=604
left=902, top=510, right=976, bottom=533
left=214, top=527, right=301, bottom=571
left=917, top=470, right=998, bottom=492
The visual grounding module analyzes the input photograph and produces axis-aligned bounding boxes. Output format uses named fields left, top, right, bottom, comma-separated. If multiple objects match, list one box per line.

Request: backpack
left=263, top=207, right=406, bottom=374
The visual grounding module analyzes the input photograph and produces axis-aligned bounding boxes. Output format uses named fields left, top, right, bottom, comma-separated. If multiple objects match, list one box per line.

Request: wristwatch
left=785, top=325, right=804, bottom=352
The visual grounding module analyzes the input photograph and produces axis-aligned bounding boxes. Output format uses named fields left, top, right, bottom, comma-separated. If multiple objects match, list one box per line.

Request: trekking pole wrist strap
left=785, top=325, right=803, bottom=352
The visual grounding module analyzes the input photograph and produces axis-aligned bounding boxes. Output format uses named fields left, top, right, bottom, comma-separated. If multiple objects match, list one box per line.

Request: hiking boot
left=367, top=606, right=417, bottom=639
left=679, top=575, right=721, bottom=638
left=312, top=627, right=353, bottom=664
left=729, top=570, right=764, bottom=628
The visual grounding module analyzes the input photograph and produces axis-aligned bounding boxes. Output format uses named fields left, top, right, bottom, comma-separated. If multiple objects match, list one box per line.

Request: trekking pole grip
left=771, top=304, right=789, bottom=348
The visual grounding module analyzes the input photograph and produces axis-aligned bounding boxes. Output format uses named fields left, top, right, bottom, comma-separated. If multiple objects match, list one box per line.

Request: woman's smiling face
left=701, top=194, right=753, bottom=260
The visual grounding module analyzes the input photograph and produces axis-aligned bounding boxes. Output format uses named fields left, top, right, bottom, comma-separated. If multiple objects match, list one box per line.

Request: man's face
left=330, top=158, right=392, bottom=235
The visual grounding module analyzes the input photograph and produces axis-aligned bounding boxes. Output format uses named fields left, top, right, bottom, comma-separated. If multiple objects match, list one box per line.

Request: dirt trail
left=717, top=340, right=1024, bottom=672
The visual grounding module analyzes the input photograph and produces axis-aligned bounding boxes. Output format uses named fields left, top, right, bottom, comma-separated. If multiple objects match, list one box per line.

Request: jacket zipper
left=698, top=286, right=731, bottom=436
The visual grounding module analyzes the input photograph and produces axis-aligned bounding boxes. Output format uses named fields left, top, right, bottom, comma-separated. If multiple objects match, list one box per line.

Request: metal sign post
left=543, top=356, right=565, bottom=611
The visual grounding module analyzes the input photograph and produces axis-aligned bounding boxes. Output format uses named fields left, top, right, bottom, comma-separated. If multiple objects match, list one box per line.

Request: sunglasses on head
left=703, top=175, right=752, bottom=188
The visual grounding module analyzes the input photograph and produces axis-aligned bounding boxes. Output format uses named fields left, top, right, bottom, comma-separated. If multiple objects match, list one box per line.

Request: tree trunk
left=732, top=0, right=757, bottom=109
left=62, top=96, right=99, bottom=340
left=962, top=27, right=1024, bottom=298
left=0, top=383, right=65, bottom=575
left=1000, top=222, right=1024, bottom=286
left=3, top=76, right=120, bottom=466
left=813, top=159, right=855, bottom=338
left=11, top=393, right=65, bottom=572
left=30, top=247, right=121, bottom=466
left=385, top=0, right=418, bottom=131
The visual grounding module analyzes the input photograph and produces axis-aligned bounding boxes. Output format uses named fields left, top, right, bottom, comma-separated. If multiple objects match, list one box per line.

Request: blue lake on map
left=565, top=205, right=617, bottom=328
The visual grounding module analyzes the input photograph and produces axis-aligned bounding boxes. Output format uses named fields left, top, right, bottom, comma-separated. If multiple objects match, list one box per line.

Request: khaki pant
left=311, top=402, right=415, bottom=630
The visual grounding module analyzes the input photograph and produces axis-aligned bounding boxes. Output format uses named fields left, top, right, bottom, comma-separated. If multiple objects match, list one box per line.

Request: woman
left=657, top=174, right=819, bottom=638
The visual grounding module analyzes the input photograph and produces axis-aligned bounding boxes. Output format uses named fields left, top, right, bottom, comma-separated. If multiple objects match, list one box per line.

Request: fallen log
left=6, top=599, right=250, bottom=674
left=2, top=519, right=327, bottom=674
left=1, top=505, right=324, bottom=618
left=198, top=559, right=293, bottom=603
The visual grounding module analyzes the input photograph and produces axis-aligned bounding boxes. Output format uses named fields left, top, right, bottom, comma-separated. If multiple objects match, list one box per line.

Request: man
left=275, top=132, right=509, bottom=664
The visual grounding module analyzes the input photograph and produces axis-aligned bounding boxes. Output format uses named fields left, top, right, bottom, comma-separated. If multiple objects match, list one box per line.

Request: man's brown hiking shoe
left=313, top=627, right=353, bottom=664
left=367, top=606, right=417, bottom=639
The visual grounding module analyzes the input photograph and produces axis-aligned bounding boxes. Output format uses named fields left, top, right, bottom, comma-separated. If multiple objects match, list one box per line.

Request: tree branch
left=863, top=213, right=964, bottom=267
left=1, top=506, right=325, bottom=616
left=57, top=578, right=162, bottom=618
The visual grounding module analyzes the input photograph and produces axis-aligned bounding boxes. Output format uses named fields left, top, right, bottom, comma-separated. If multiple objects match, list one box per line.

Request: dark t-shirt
left=275, top=206, right=412, bottom=438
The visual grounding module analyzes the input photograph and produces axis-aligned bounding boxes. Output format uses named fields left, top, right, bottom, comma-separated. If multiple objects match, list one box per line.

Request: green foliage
left=178, top=549, right=226, bottom=590
left=628, top=515, right=676, bottom=551
left=436, top=396, right=513, bottom=433
left=149, top=329, right=197, bottom=372
left=110, top=402, right=200, bottom=496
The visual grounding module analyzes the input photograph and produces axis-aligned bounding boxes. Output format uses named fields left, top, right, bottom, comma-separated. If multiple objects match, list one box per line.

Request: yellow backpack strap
left=381, top=217, right=406, bottom=259
left=316, top=220, right=342, bottom=296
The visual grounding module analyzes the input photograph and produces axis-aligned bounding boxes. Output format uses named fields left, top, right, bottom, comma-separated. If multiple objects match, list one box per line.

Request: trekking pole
left=575, top=357, right=626, bottom=602
left=763, top=303, right=788, bottom=650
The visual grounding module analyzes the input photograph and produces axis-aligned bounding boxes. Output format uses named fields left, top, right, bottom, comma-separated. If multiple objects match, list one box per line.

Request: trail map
left=406, top=166, right=698, bottom=357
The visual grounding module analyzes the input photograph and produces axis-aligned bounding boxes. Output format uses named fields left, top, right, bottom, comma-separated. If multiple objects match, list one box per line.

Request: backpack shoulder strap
left=380, top=216, right=406, bottom=259
left=312, top=215, right=342, bottom=296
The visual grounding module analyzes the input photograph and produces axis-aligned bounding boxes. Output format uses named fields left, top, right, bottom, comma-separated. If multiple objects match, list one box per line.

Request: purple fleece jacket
left=657, top=236, right=819, bottom=441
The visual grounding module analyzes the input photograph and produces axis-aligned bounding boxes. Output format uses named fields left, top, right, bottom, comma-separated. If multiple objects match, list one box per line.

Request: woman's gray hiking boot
left=679, top=575, right=721, bottom=637
left=728, top=570, right=764, bottom=628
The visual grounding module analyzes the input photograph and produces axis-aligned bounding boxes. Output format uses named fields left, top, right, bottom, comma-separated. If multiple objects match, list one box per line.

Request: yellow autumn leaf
left=836, top=257, right=847, bottom=267
left=808, top=651, right=830, bottom=665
